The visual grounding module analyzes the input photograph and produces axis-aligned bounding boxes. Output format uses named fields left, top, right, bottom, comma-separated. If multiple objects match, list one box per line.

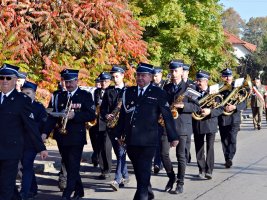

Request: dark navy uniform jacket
left=193, top=86, right=224, bottom=134
left=100, top=85, right=125, bottom=124
left=43, top=88, right=96, bottom=146
left=116, top=84, right=178, bottom=147
left=164, top=81, right=200, bottom=136
left=185, top=79, right=195, bottom=88
left=153, top=79, right=166, bottom=89
left=0, top=89, right=46, bottom=160
left=48, top=89, right=64, bottom=111
left=218, top=86, right=247, bottom=126
left=24, top=100, right=47, bottom=150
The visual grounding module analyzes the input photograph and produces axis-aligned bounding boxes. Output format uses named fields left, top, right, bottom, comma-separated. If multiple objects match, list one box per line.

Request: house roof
left=224, top=30, right=257, bottom=52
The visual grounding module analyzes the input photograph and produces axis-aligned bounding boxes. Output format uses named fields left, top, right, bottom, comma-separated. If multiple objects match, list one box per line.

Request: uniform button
left=133, top=125, right=136, bottom=127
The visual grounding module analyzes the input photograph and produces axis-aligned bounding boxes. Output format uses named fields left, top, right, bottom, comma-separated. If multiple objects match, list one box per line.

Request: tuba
left=59, top=95, right=73, bottom=135
left=222, top=75, right=252, bottom=116
left=192, top=83, right=232, bottom=120
left=106, top=99, right=123, bottom=129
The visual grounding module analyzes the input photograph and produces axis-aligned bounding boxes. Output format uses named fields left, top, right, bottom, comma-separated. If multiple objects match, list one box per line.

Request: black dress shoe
left=174, top=184, right=184, bottom=194
left=61, top=197, right=71, bottom=200
left=72, top=192, right=84, bottom=200
left=98, top=173, right=110, bottom=180
left=153, top=165, right=160, bottom=174
left=225, top=159, right=233, bottom=168
left=71, top=195, right=82, bottom=200
left=148, top=192, right=155, bottom=200
left=258, top=126, right=261, bottom=130
left=165, top=174, right=176, bottom=192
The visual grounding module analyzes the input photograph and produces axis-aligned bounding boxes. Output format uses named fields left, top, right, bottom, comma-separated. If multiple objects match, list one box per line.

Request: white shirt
left=115, top=83, right=125, bottom=90
left=68, top=87, right=78, bottom=97
left=138, top=84, right=150, bottom=96
left=1, top=88, right=15, bottom=104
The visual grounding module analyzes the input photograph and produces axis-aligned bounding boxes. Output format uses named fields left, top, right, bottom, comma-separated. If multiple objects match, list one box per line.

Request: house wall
left=233, top=44, right=251, bottom=59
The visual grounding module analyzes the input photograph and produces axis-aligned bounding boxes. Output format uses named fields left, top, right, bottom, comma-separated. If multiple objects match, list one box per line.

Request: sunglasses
left=0, top=76, right=13, bottom=81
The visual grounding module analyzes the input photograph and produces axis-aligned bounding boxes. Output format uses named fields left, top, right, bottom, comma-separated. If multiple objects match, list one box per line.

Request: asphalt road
left=31, top=110, right=267, bottom=200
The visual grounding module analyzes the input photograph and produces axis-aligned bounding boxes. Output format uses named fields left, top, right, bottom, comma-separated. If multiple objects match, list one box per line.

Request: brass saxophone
left=59, top=96, right=73, bottom=135
left=158, top=94, right=185, bottom=127
left=222, top=75, right=252, bottom=116
left=87, top=105, right=100, bottom=127
left=192, top=83, right=232, bottom=120
left=106, top=99, right=123, bottom=128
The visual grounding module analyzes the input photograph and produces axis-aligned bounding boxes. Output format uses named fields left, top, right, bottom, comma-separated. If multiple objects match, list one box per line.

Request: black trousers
left=185, top=134, right=192, bottom=163
left=219, top=124, right=240, bottom=161
left=97, top=131, right=112, bottom=174
left=194, top=133, right=215, bottom=174
left=175, top=135, right=187, bottom=183
left=0, top=159, right=19, bottom=200
left=59, top=144, right=84, bottom=198
left=160, top=135, right=173, bottom=174
left=89, top=126, right=99, bottom=164
left=127, top=146, right=156, bottom=200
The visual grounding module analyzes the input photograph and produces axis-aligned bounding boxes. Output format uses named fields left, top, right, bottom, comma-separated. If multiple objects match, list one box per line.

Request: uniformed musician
left=151, top=67, right=164, bottom=174
left=0, top=64, right=48, bottom=200
left=88, top=76, right=102, bottom=167
left=193, top=70, right=224, bottom=180
left=92, top=72, right=113, bottom=179
left=182, top=63, right=195, bottom=164
left=47, top=70, right=67, bottom=191
left=100, top=65, right=129, bottom=191
left=16, top=71, right=27, bottom=92
left=163, top=60, right=199, bottom=193
left=42, top=69, right=96, bottom=200
left=116, top=62, right=179, bottom=200
left=20, top=81, right=48, bottom=199
left=218, top=68, right=247, bottom=168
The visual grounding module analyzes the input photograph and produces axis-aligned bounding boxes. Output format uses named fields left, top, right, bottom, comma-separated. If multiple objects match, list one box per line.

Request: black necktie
left=1, top=95, right=7, bottom=105
left=139, top=88, right=144, bottom=97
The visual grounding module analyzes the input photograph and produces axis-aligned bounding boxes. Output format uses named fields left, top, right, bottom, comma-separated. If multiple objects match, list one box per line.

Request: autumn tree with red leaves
left=0, top=0, right=147, bottom=103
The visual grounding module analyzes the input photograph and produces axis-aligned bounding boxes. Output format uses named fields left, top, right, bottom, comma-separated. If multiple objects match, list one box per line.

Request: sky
left=219, top=0, right=267, bottom=21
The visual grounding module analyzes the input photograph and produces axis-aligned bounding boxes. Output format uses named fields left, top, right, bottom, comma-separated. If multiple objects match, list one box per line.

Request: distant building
left=224, top=30, right=257, bottom=61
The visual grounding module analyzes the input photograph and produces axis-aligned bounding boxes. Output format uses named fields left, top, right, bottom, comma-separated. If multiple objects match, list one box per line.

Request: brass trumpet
left=222, top=75, right=252, bottom=116
left=192, top=83, right=232, bottom=120
left=59, top=96, right=73, bottom=135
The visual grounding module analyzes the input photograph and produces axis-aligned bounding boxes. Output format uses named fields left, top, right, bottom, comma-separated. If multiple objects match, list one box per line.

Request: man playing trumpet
left=42, top=69, right=96, bottom=200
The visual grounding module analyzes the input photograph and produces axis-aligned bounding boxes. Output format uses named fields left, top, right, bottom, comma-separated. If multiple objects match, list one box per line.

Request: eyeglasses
left=0, top=76, right=13, bottom=81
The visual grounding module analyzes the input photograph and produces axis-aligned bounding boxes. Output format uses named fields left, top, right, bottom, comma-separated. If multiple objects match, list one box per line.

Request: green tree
left=129, top=0, right=235, bottom=79
left=242, top=17, right=267, bottom=47
left=221, top=7, right=245, bottom=36
left=238, top=33, right=267, bottom=84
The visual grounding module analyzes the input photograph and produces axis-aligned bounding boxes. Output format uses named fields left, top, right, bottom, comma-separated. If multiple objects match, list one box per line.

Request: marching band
left=0, top=60, right=265, bottom=200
